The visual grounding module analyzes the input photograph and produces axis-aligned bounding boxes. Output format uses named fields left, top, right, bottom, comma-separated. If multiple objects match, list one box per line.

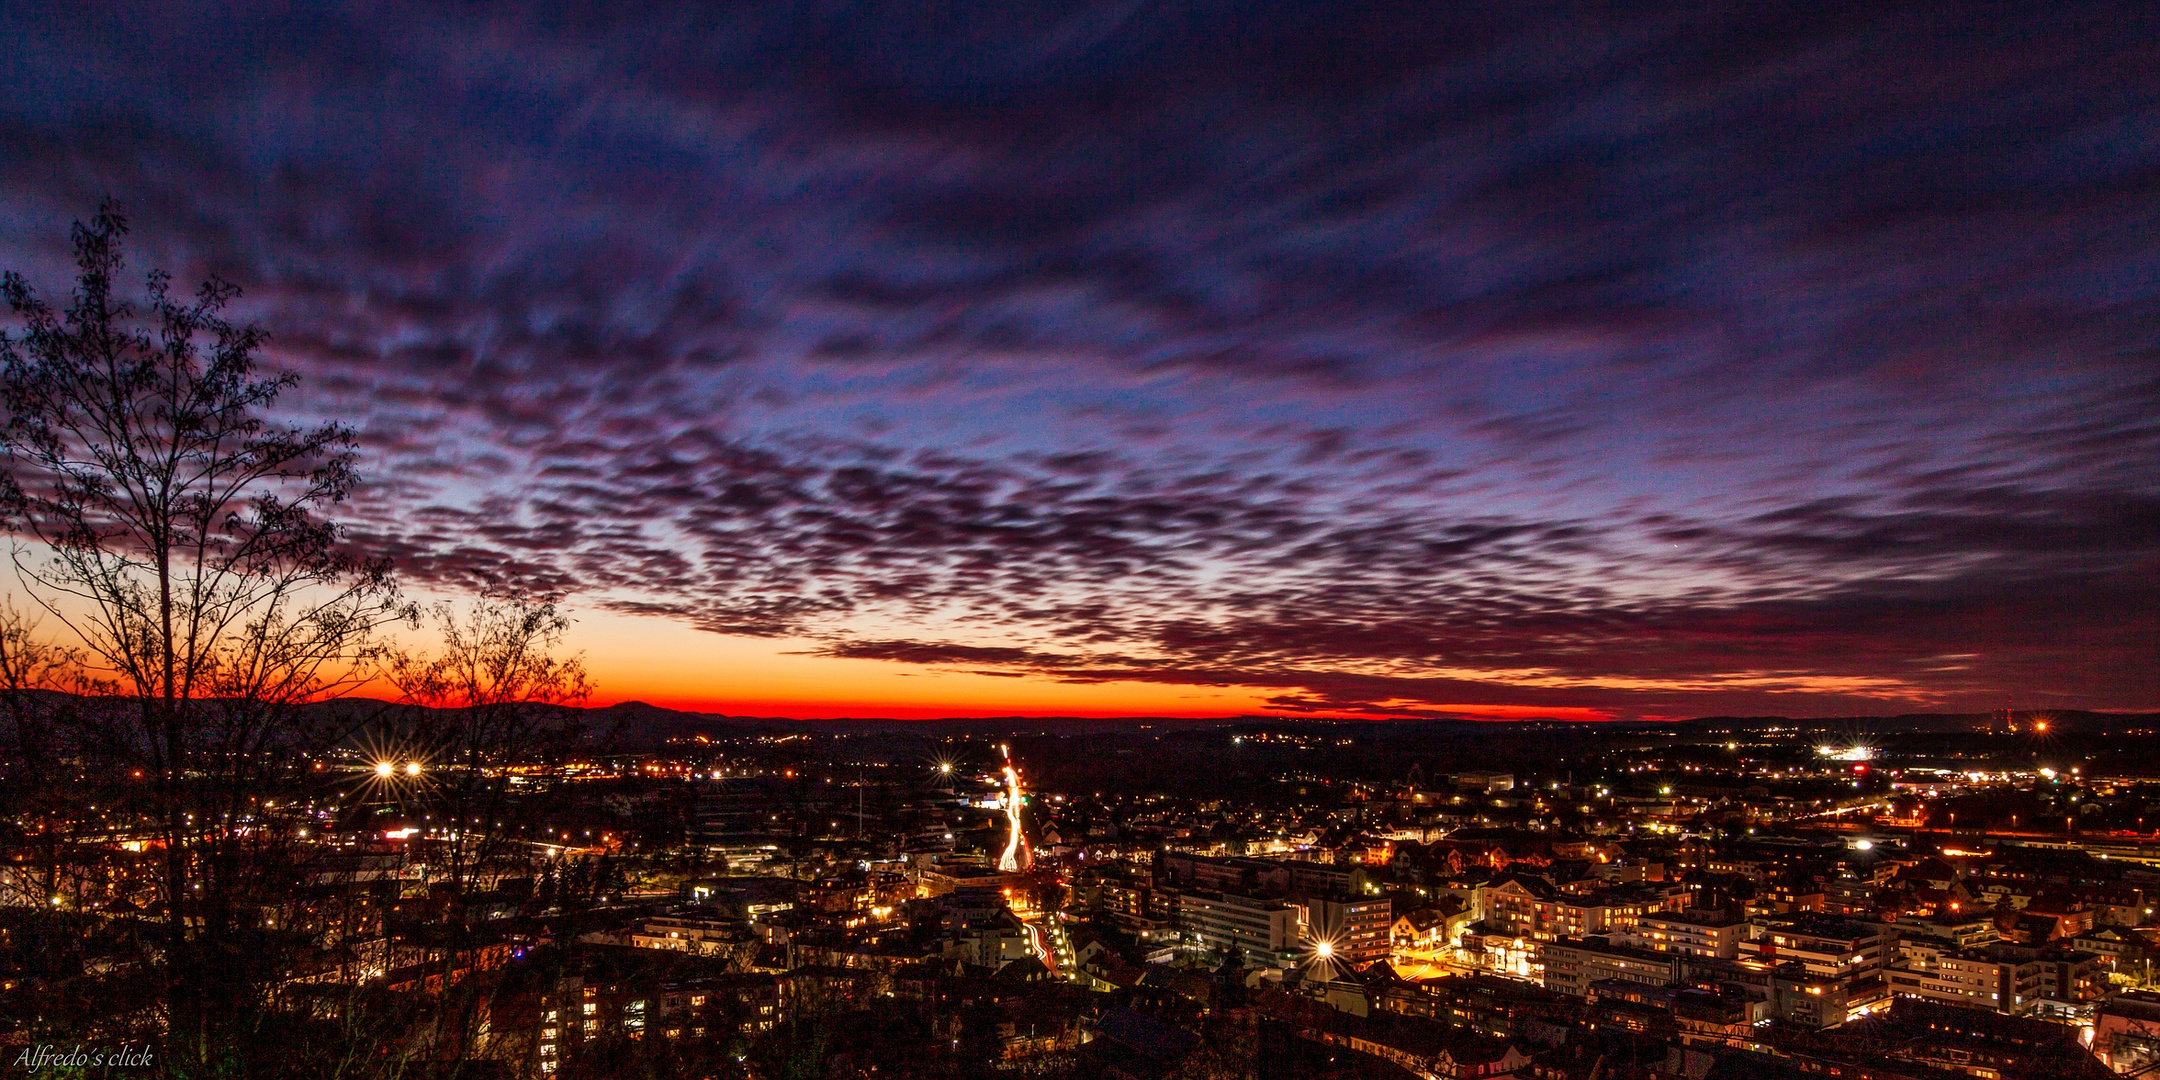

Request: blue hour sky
left=0, top=1, right=2153, bottom=719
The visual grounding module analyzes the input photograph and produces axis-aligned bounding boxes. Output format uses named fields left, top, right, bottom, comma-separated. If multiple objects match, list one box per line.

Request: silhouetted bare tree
left=388, top=590, right=592, bottom=896
left=0, top=202, right=408, bottom=1069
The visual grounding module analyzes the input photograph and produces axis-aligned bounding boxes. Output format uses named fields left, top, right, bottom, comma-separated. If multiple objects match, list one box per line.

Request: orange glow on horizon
left=587, top=689, right=1620, bottom=724
left=545, top=609, right=1629, bottom=721
left=1408, top=703, right=1618, bottom=722
left=605, top=691, right=1273, bottom=720
left=350, top=600, right=1629, bottom=722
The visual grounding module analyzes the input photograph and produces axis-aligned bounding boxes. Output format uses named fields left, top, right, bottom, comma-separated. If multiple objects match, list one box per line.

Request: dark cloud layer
left=0, top=1, right=2154, bottom=717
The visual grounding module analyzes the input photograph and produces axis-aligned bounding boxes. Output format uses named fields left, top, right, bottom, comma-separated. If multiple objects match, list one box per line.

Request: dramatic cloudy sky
left=0, top=2, right=2154, bottom=719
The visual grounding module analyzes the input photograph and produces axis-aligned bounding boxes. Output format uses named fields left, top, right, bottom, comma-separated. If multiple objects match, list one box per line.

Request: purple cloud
left=0, top=1, right=2154, bottom=716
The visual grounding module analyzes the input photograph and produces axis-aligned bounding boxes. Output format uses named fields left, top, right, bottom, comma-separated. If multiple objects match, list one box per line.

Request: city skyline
left=0, top=3, right=2154, bottom=721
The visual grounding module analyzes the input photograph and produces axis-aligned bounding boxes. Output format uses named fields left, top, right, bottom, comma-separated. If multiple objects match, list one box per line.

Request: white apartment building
left=1888, top=940, right=2040, bottom=1014
left=629, top=914, right=756, bottom=957
left=1626, top=909, right=1746, bottom=959
left=1178, top=890, right=1298, bottom=959
left=1738, top=915, right=1894, bottom=985
left=1541, top=937, right=1680, bottom=997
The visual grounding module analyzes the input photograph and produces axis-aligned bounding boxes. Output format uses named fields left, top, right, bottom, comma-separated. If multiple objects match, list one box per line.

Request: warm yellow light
left=374, top=761, right=394, bottom=777
left=406, top=762, right=423, bottom=776
left=1314, top=941, right=1334, bottom=959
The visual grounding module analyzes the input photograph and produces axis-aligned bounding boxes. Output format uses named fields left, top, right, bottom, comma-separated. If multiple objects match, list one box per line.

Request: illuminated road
left=998, top=743, right=1030, bottom=873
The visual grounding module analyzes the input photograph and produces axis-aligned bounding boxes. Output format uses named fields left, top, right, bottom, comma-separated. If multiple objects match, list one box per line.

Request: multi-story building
left=1487, top=876, right=1658, bottom=943
left=2073, top=925, right=2144, bottom=970
left=1625, top=909, right=1746, bottom=959
left=1888, top=943, right=2037, bottom=1014
left=1738, top=915, right=1894, bottom=986
left=1178, top=890, right=1297, bottom=960
left=1302, top=894, right=1393, bottom=966
left=1897, top=914, right=1997, bottom=949
left=1771, top=966, right=1856, bottom=1029
left=1156, top=851, right=1375, bottom=899
left=1289, top=861, right=1364, bottom=898
left=915, top=860, right=1028, bottom=898
left=1889, top=938, right=2106, bottom=1019
left=2027, top=948, right=2108, bottom=1020
left=1158, top=851, right=1293, bottom=894
left=629, top=912, right=758, bottom=958
left=1392, top=895, right=1476, bottom=953
left=1750, top=870, right=1828, bottom=916
left=1540, top=937, right=1681, bottom=997
left=1450, top=771, right=1515, bottom=794
left=1092, top=873, right=1176, bottom=939
left=529, top=972, right=788, bottom=1074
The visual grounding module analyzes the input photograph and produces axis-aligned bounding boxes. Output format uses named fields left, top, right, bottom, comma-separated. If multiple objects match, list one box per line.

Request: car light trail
left=998, top=743, right=1030, bottom=872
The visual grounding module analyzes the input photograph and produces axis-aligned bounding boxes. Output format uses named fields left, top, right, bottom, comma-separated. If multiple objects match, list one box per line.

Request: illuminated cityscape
left=0, top=3, right=2155, bottom=1079
left=8, top=707, right=2160, bottom=1078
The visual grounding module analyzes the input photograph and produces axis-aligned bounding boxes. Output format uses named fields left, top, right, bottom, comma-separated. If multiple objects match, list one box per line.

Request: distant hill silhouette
left=15, top=691, right=2157, bottom=745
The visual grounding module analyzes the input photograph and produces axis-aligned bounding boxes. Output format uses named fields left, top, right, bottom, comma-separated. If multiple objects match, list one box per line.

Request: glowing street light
left=374, top=761, right=395, bottom=777
left=405, top=761, right=423, bottom=776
